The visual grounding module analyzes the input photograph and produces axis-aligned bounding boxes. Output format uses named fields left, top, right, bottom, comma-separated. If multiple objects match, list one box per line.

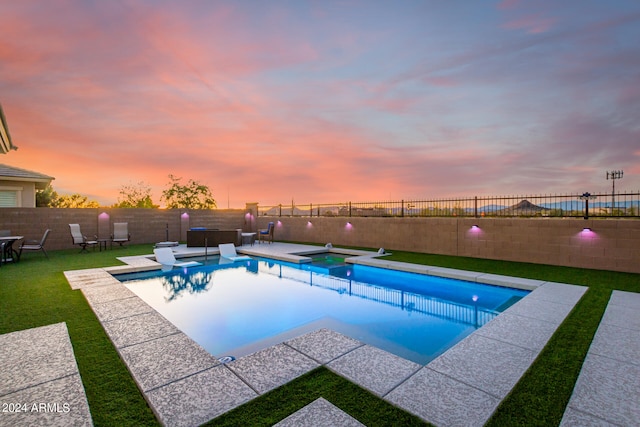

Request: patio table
left=0, top=236, right=23, bottom=264
left=241, top=232, right=256, bottom=246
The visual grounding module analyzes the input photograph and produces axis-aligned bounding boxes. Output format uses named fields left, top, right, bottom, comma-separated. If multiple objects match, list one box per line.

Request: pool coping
left=63, top=243, right=587, bottom=426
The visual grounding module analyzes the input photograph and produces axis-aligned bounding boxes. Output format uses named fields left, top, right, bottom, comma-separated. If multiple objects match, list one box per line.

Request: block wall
left=2, top=207, right=639, bottom=273
left=0, top=208, right=246, bottom=251
left=257, top=216, right=640, bottom=274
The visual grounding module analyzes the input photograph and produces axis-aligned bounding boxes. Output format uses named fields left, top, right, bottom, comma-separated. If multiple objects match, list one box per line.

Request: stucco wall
left=256, top=216, right=640, bottom=274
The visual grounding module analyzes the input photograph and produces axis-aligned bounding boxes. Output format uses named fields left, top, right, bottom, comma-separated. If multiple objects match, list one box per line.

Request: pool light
left=345, top=221, right=353, bottom=230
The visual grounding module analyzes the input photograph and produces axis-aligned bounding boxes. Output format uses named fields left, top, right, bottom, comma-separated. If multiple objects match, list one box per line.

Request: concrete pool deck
left=2, top=242, right=637, bottom=426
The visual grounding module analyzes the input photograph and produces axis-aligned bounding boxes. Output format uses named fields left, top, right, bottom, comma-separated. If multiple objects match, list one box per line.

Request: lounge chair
left=111, top=222, right=130, bottom=247
left=69, top=224, right=98, bottom=253
left=18, top=229, right=50, bottom=259
left=153, top=247, right=201, bottom=268
left=218, top=243, right=251, bottom=261
left=258, top=222, right=274, bottom=244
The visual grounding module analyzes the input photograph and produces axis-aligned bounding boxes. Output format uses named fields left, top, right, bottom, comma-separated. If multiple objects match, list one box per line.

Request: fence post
left=279, top=204, right=282, bottom=217
left=349, top=202, right=352, bottom=217
left=310, top=203, right=313, bottom=217
left=474, top=196, right=478, bottom=218
left=401, top=200, right=404, bottom=217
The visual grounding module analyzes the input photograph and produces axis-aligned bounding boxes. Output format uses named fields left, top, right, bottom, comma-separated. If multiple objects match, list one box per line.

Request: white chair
left=69, top=224, right=98, bottom=253
left=218, top=243, right=251, bottom=261
left=153, top=248, right=201, bottom=268
left=111, top=222, right=130, bottom=247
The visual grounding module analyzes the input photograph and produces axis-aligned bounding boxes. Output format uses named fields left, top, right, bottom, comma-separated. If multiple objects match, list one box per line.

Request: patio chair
left=69, top=224, right=98, bottom=253
left=218, top=243, right=251, bottom=261
left=153, top=247, right=201, bottom=268
left=18, top=229, right=50, bottom=260
left=258, top=222, right=274, bottom=244
left=111, top=222, right=130, bottom=247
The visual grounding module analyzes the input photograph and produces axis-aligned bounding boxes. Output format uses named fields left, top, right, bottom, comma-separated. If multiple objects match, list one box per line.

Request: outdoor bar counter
left=186, top=228, right=242, bottom=247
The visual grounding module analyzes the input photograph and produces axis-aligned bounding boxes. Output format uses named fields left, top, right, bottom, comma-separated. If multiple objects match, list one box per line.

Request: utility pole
left=606, top=170, right=623, bottom=212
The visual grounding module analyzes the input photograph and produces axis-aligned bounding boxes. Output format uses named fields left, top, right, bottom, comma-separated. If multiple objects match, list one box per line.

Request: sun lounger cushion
left=218, top=243, right=251, bottom=261
left=153, top=248, right=201, bottom=267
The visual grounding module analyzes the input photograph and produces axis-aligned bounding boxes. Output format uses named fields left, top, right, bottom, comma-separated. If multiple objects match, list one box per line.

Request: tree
left=114, top=181, right=158, bottom=208
left=161, top=174, right=217, bottom=209
left=53, top=194, right=100, bottom=208
left=36, top=184, right=59, bottom=207
left=35, top=183, right=99, bottom=207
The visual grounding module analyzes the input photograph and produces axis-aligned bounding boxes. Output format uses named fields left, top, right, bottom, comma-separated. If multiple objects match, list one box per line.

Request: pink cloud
left=496, top=0, right=520, bottom=10
left=502, top=15, right=555, bottom=34
left=2, top=1, right=639, bottom=206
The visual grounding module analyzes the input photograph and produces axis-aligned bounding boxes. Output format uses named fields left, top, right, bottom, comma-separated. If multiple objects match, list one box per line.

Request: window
left=0, top=186, right=22, bottom=207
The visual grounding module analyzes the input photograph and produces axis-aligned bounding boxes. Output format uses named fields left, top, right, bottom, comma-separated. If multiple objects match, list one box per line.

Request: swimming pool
left=115, top=256, right=528, bottom=364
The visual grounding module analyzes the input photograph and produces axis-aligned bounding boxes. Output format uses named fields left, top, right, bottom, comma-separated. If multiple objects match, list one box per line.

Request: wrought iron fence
left=257, top=191, right=640, bottom=219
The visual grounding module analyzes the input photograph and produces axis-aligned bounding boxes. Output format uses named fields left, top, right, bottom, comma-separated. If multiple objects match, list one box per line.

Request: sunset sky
left=1, top=0, right=639, bottom=208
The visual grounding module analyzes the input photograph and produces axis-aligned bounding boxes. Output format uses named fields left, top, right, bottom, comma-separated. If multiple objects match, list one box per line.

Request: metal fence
left=258, top=191, right=640, bottom=219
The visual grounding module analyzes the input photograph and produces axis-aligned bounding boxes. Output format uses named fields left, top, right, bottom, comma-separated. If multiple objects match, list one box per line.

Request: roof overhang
left=0, top=103, right=18, bottom=154
left=0, top=176, right=53, bottom=190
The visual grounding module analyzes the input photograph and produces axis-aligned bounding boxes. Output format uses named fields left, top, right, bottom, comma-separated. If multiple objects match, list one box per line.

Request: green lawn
left=1, top=245, right=638, bottom=426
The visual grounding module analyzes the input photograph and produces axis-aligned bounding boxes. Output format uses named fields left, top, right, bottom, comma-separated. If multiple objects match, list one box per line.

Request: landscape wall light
left=579, top=227, right=597, bottom=238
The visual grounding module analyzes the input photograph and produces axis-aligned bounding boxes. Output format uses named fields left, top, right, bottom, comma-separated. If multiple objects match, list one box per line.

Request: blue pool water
left=116, top=257, right=528, bottom=364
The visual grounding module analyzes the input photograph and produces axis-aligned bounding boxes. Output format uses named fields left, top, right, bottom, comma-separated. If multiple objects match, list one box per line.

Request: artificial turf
left=1, top=245, right=638, bottom=426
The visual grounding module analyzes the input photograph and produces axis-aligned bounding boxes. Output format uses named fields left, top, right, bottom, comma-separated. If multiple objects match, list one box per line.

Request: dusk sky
left=1, top=0, right=639, bottom=208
